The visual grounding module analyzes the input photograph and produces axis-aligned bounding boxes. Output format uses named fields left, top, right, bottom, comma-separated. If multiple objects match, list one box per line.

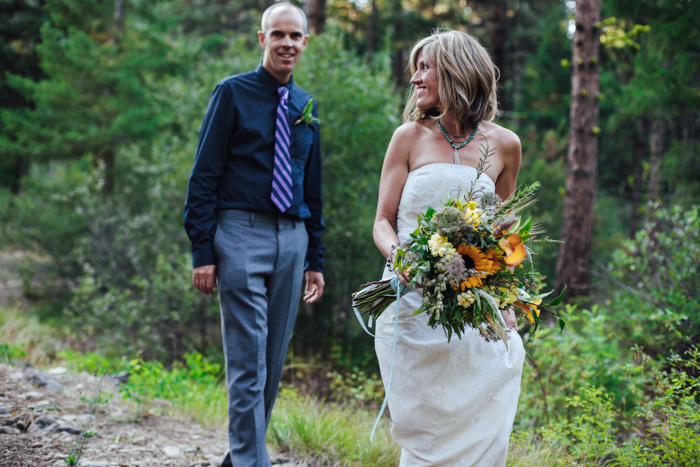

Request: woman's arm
left=494, top=129, right=522, bottom=200
left=373, top=124, right=415, bottom=267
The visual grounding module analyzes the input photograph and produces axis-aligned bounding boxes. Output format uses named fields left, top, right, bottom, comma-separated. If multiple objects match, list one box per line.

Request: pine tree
left=556, top=0, right=601, bottom=300
left=2, top=0, right=180, bottom=194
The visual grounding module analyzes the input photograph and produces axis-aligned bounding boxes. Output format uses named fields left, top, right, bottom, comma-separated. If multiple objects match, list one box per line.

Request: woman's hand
left=501, top=307, right=518, bottom=331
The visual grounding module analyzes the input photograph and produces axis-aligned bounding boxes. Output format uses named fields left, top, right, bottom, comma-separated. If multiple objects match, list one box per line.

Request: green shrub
left=604, top=203, right=700, bottom=359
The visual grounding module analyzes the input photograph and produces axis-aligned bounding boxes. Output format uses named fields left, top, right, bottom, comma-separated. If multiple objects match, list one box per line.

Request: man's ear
left=257, top=30, right=266, bottom=50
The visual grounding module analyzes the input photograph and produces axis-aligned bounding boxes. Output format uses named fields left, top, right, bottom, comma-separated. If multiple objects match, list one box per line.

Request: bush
left=603, top=203, right=700, bottom=359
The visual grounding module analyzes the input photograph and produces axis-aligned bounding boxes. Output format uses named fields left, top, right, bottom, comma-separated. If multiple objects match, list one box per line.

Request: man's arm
left=184, top=82, right=236, bottom=293
left=302, top=99, right=324, bottom=274
left=302, top=99, right=324, bottom=302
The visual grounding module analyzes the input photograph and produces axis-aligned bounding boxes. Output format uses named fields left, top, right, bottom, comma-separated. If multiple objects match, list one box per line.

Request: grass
left=0, top=305, right=66, bottom=365
left=269, top=387, right=400, bottom=466
left=6, top=306, right=699, bottom=467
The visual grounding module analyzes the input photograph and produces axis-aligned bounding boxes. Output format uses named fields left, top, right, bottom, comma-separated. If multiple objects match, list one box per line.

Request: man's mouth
left=279, top=53, right=294, bottom=58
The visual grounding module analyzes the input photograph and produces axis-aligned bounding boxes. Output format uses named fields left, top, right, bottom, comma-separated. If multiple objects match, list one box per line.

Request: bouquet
left=352, top=167, right=564, bottom=342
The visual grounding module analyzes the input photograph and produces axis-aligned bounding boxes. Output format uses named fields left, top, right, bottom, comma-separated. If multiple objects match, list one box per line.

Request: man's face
left=258, top=7, right=308, bottom=84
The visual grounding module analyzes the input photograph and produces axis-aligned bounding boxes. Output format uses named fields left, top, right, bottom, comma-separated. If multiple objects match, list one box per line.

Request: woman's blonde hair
left=403, top=29, right=499, bottom=126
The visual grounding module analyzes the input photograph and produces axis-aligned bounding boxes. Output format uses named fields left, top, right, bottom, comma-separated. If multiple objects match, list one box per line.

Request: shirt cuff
left=192, top=244, right=216, bottom=269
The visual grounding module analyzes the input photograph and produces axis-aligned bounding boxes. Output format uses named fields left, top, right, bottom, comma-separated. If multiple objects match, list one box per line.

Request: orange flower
left=498, top=233, right=527, bottom=267
left=513, top=299, right=542, bottom=324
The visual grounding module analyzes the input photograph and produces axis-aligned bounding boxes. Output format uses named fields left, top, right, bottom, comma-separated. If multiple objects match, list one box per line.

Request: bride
left=372, top=30, right=525, bottom=466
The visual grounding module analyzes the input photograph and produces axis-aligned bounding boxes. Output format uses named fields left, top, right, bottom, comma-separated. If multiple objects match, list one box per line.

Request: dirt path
left=0, top=362, right=313, bottom=467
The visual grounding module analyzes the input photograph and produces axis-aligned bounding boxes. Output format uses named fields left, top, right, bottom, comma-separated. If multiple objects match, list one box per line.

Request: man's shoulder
left=215, top=70, right=258, bottom=89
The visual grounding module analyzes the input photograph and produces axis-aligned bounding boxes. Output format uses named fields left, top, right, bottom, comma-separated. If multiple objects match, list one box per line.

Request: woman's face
left=411, top=50, right=440, bottom=110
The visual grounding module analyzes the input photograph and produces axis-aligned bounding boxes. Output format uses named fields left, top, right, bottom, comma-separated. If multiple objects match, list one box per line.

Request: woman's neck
left=437, top=115, right=473, bottom=138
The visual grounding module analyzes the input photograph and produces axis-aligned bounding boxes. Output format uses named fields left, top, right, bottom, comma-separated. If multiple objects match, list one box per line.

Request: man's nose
left=280, top=34, right=293, bottom=47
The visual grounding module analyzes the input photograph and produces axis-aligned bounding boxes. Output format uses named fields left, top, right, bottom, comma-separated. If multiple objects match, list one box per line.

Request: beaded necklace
left=437, top=119, right=479, bottom=165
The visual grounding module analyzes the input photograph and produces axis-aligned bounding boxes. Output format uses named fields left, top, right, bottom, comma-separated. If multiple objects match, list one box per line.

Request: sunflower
left=459, top=274, right=485, bottom=290
left=457, top=245, right=491, bottom=271
left=483, top=248, right=503, bottom=274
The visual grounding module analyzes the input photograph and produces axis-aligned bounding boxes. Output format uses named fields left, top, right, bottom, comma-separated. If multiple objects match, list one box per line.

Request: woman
left=373, top=30, right=525, bottom=466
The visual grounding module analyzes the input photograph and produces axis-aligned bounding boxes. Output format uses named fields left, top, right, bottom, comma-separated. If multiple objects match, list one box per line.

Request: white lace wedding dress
left=375, top=163, right=525, bottom=467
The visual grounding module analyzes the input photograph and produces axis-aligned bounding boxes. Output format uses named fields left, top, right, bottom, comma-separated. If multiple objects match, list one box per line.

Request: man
left=183, top=3, right=324, bottom=466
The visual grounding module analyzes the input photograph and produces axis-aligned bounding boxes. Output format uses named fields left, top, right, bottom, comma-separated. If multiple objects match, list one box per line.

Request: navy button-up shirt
left=184, top=64, right=324, bottom=271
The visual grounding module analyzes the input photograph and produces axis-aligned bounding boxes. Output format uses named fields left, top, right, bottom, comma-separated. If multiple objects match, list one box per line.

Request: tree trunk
left=647, top=119, right=665, bottom=204
left=490, top=0, right=508, bottom=112
left=304, top=0, right=327, bottom=35
left=366, top=0, right=378, bottom=63
left=555, top=0, right=601, bottom=301
left=390, top=0, right=408, bottom=87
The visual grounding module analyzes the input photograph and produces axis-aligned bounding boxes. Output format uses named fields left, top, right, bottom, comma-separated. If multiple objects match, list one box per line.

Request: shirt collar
left=255, top=63, right=294, bottom=92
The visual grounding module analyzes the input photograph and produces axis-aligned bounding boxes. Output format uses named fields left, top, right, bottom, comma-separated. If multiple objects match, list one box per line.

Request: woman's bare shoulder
left=480, top=120, right=521, bottom=148
left=392, top=121, right=428, bottom=140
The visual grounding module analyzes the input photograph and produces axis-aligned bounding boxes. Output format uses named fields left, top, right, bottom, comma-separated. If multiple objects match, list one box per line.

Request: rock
left=113, top=371, right=130, bottom=384
left=163, top=445, right=183, bottom=457
left=78, top=461, right=111, bottom=467
left=27, top=415, right=59, bottom=434
left=25, top=368, right=64, bottom=392
left=189, top=461, right=210, bottom=467
left=0, top=407, right=10, bottom=414
left=59, top=423, right=82, bottom=435
left=19, top=390, right=45, bottom=400
left=0, top=425, right=21, bottom=434
left=47, top=367, right=68, bottom=375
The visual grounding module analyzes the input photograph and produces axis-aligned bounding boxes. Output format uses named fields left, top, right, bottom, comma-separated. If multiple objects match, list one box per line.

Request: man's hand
left=303, top=271, right=324, bottom=304
left=193, top=265, right=217, bottom=295
left=501, top=307, right=518, bottom=331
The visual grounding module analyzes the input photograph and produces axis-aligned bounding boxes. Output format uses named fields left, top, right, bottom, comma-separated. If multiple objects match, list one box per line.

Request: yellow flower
left=428, top=233, right=453, bottom=257
left=498, top=286, right=519, bottom=307
left=498, top=233, right=527, bottom=267
left=457, top=291, right=476, bottom=307
left=467, top=200, right=479, bottom=210
left=462, top=206, right=482, bottom=227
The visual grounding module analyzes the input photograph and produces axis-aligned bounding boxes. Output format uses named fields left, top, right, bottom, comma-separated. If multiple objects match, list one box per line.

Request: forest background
left=0, top=0, right=698, bottom=465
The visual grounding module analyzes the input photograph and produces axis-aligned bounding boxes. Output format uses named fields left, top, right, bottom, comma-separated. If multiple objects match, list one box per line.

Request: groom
left=183, top=3, right=324, bottom=466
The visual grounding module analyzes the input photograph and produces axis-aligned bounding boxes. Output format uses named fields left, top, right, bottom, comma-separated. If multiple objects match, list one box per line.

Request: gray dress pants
left=214, top=209, right=308, bottom=467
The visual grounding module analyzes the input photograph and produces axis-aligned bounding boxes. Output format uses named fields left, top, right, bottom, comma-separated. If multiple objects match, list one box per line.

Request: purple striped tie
left=271, top=86, right=293, bottom=212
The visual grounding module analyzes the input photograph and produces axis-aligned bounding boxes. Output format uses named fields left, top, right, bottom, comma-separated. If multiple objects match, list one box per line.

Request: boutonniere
left=293, top=98, right=320, bottom=128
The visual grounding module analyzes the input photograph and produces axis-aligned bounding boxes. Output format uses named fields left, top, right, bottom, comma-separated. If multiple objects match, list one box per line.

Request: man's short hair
left=261, top=2, right=308, bottom=34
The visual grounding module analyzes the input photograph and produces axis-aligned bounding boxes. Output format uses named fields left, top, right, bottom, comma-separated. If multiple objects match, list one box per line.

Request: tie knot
left=277, top=86, right=289, bottom=103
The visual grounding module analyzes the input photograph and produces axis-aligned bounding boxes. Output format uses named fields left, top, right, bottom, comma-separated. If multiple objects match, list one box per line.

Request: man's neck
left=263, top=64, right=292, bottom=84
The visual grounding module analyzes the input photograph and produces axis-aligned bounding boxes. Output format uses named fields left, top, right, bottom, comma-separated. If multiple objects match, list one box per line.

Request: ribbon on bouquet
left=352, top=275, right=412, bottom=442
